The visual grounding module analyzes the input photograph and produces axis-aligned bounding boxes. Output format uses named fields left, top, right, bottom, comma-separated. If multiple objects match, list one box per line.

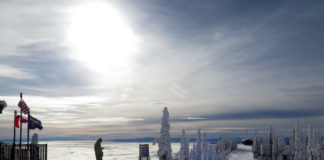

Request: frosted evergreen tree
left=272, top=133, right=279, bottom=160
left=322, top=140, right=324, bottom=160
left=290, top=129, right=296, bottom=160
left=210, top=144, right=217, bottom=160
left=208, top=144, right=217, bottom=160
left=230, top=137, right=237, bottom=151
left=189, top=143, right=195, bottom=160
left=294, top=119, right=306, bottom=160
left=268, top=126, right=274, bottom=159
left=155, top=107, right=173, bottom=160
left=204, top=137, right=237, bottom=160
left=201, top=133, right=208, bottom=160
left=217, top=138, right=227, bottom=159
left=195, top=128, right=202, bottom=160
left=307, top=124, right=315, bottom=160
left=261, top=137, right=269, bottom=159
left=307, top=125, right=322, bottom=160
left=255, top=122, right=324, bottom=160
left=179, top=130, right=189, bottom=160
left=313, top=129, right=322, bottom=160
left=252, top=131, right=261, bottom=158
left=278, top=136, right=288, bottom=160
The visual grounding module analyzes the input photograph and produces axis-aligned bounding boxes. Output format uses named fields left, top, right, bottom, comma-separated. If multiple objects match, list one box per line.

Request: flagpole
left=19, top=93, right=22, bottom=149
left=27, top=112, right=30, bottom=146
left=13, top=110, right=17, bottom=144
left=12, top=110, right=17, bottom=160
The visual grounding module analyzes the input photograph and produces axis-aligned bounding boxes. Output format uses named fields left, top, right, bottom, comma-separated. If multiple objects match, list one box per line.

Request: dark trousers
left=96, top=154, right=103, bottom=160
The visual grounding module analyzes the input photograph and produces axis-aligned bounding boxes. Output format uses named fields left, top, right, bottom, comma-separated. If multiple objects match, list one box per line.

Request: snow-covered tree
left=307, top=125, right=322, bottom=160
left=272, top=133, right=279, bottom=160
left=210, top=146, right=217, bottom=160
left=268, top=126, right=274, bottom=159
left=289, top=129, right=296, bottom=160
left=179, top=130, right=189, bottom=160
left=194, top=128, right=202, bottom=160
left=252, top=131, right=261, bottom=159
left=201, top=133, right=208, bottom=160
left=230, top=137, right=237, bottom=151
left=294, top=119, right=306, bottom=160
left=261, top=137, right=269, bottom=159
left=206, top=144, right=215, bottom=160
left=155, top=107, right=173, bottom=160
left=189, top=143, right=195, bottom=160
left=260, top=126, right=275, bottom=159
left=216, top=137, right=230, bottom=160
left=187, top=129, right=238, bottom=160
left=278, top=136, right=289, bottom=160
left=313, top=129, right=322, bottom=160
left=256, top=120, right=324, bottom=160
left=307, top=124, right=315, bottom=160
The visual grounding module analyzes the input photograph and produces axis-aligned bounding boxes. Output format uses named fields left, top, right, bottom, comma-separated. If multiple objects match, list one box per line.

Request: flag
left=18, top=99, right=30, bottom=114
left=14, top=115, right=27, bottom=128
left=28, top=115, right=43, bottom=130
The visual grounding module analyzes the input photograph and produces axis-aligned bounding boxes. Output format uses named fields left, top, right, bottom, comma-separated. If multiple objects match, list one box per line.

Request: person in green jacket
left=94, top=138, right=104, bottom=160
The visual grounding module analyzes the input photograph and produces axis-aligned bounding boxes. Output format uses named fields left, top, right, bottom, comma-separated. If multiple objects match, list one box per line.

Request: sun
left=66, top=2, right=138, bottom=78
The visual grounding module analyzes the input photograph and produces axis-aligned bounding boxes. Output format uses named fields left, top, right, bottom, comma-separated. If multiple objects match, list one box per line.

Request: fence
left=0, top=143, right=47, bottom=160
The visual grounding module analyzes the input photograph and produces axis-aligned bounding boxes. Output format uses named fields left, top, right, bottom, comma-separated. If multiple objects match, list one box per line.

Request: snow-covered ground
left=45, top=141, right=180, bottom=160
left=45, top=141, right=255, bottom=160
left=229, top=144, right=256, bottom=160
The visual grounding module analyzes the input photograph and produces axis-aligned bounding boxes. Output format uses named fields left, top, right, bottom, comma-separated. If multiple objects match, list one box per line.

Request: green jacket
left=94, top=141, right=103, bottom=156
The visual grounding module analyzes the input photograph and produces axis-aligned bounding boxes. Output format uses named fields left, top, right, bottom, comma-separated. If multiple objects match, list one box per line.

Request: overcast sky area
left=1, top=0, right=324, bottom=140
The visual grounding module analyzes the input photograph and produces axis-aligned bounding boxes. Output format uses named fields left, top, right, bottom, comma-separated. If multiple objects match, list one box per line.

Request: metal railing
left=0, top=143, right=47, bottom=160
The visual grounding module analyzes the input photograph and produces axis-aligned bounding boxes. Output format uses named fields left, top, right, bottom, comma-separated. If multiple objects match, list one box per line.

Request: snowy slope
left=229, top=144, right=256, bottom=160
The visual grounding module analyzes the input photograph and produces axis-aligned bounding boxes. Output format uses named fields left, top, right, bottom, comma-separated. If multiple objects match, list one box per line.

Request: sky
left=1, top=0, right=324, bottom=140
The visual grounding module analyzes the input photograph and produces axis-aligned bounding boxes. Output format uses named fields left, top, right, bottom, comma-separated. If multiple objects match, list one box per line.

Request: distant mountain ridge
left=107, top=137, right=223, bottom=144
left=0, top=137, right=86, bottom=143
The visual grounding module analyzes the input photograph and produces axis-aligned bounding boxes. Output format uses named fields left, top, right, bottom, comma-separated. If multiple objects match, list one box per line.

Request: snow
left=156, top=107, right=173, bottom=160
left=46, top=141, right=181, bottom=160
left=229, top=145, right=256, bottom=160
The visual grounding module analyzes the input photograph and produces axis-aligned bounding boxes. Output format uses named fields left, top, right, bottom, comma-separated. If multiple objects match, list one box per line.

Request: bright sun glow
left=67, top=2, right=138, bottom=79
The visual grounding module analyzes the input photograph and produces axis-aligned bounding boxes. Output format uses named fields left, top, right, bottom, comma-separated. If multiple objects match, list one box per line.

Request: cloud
left=204, top=109, right=324, bottom=121
left=0, top=65, right=36, bottom=79
left=283, top=84, right=324, bottom=95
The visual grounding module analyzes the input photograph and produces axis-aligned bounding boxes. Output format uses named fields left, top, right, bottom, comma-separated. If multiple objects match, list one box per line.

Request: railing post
left=45, top=144, right=47, bottom=160
left=0, top=143, right=2, bottom=160
left=29, top=145, right=31, bottom=160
